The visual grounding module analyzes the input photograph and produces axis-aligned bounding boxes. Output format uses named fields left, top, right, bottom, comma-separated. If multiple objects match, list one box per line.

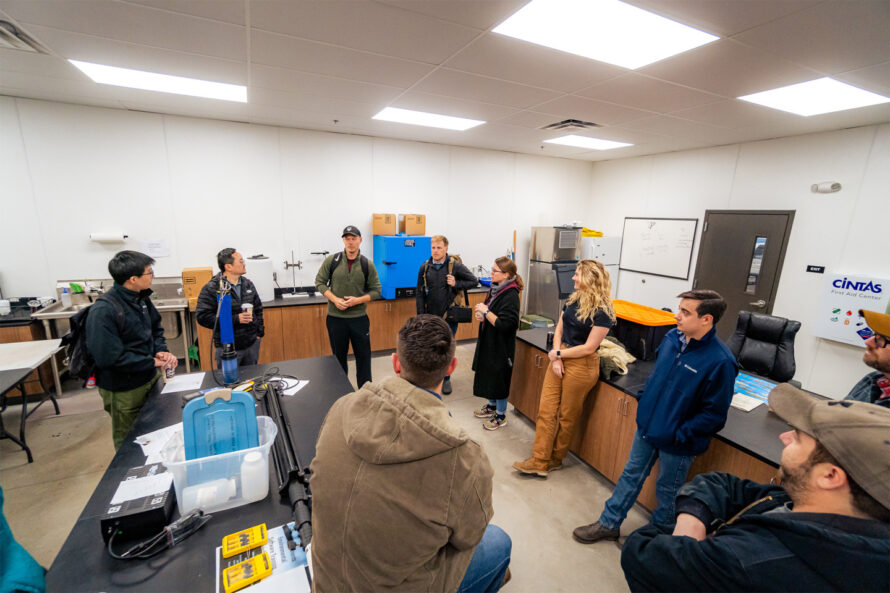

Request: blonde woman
left=513, top=260, right=615, bottom=477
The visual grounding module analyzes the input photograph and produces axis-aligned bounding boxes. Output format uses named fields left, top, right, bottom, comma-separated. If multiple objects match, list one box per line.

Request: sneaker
left=572, top=521, right=619, bottom=544
left=512, top=457, right=548, bottom=477
left=442, top=378, right=452, bottom=395
left=483, top=415, right=507, bottom=430
left=85, top=375, right=96, bottom=389
left=473, top=404, right=496, bottom=418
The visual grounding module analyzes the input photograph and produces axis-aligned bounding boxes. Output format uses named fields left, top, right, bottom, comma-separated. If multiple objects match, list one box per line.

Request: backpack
left=327, top=252, right=370, bottom=293
left=61, top=295, right=125, bottom=381
left=422, top=254, right=466, bottom=307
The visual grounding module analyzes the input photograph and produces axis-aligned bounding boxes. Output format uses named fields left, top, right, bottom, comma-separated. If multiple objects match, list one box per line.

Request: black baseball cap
left=342, top=226, right=361, bottom=237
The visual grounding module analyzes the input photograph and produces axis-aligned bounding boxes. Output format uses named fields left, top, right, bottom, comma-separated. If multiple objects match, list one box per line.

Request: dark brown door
left=693, top=211, right=795, bottom=341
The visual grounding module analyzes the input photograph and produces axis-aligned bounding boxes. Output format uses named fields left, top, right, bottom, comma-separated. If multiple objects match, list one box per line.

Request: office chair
left=726, top=311, right=801, bottom=384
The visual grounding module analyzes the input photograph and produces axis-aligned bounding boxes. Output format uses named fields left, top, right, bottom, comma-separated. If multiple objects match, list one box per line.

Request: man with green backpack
left=416, top=235, right=478, bottom=394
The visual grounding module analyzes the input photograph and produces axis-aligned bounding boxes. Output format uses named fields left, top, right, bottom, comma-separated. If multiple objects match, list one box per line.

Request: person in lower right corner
left=620, top=384, right=890, bottom=593
left=513, top=260, right=614, bottom=478
left=471, top=257, right=522, bottom=430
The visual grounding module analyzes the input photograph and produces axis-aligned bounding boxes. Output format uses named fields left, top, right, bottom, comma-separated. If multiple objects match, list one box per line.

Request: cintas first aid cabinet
left=373, top=235, right=432, bottom=300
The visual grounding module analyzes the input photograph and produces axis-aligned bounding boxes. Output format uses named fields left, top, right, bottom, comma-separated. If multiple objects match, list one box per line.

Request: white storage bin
left=160, top=416, right=278, bottom=514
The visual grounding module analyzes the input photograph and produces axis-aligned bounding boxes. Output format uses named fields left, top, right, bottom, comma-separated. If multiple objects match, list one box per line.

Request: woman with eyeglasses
left=472, top=257, right=523, bottom=430
left=513, top=260, right=615, bottom=477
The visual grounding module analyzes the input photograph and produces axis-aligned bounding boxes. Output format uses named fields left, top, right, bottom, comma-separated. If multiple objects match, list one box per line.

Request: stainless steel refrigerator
left=526, top=226, right=582, bottom=322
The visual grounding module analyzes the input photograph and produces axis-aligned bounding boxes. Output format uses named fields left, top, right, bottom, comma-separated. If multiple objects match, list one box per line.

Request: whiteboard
left=619, top=218, right=698, bottom=280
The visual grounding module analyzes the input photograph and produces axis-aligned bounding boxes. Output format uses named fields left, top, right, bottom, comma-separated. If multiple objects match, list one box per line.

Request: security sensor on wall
left=811, top=182, right=841, bottom=193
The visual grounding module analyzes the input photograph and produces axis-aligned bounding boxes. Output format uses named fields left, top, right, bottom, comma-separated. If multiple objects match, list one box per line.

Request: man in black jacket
left=416, top=235, right=478, bottom=394
left=86, top=251, right=176, bottom=449
left=196, top=248, right=265, bottom=368
left=621, top=383, right=890, bottom=593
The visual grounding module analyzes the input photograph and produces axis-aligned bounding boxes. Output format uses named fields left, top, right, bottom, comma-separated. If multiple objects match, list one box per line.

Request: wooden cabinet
left=508, top=340, right=549, bottom=421
left=368, top=300, right=403, bottom=351
left=281, top=305, right=330, bottom=360
left=0, top=322, right=53, bottom=395
left=455, top=292, right=487, bottom=341
left=258, top=308, right=285, bottom=364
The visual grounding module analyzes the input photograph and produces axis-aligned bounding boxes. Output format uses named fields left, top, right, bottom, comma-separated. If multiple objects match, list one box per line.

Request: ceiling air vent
left=0, top=20, right=50, bottom=54
left=540, top=119, right=600, bottom=131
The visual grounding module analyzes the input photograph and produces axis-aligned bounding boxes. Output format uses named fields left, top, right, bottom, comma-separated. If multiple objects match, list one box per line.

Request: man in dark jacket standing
left=416, top=234, right=478, bottom=394
left=86, top=250, right=176, bottom=449
left=196, top=248, right=265, bottom=368
left=574, top=289, right=738, bottom=542
left=844, top=309, right=890, bottom=408
left=621, top=384, right=890, bottom=593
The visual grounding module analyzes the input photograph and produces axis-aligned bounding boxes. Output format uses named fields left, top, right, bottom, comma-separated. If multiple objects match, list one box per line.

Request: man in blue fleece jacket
left=574, top=290, right=738, bottom=543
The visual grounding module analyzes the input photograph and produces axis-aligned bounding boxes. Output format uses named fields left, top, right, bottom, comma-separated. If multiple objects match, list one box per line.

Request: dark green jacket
left=315, top=250, right=382, bottom=318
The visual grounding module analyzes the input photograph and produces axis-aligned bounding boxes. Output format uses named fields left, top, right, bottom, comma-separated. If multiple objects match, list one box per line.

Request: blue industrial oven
left=373, top=235, right=431, bottom=300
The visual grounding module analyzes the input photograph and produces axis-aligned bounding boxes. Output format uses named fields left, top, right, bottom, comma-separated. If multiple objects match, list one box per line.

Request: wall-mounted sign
left=815, top=273, right=889, bottom=347
left=806, top=265, right=825, bottom=274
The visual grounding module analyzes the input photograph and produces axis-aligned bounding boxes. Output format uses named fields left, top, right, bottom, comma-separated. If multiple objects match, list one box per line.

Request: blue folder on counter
left=182, top=388, right=259, bottom=460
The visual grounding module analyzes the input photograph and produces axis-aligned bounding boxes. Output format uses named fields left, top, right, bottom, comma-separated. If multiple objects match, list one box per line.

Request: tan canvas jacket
left=309, top=376, right=494, bottom=593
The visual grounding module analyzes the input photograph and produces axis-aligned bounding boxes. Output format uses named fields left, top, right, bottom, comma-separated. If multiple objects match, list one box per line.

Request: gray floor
left=1, top=342, right=649, bottom=592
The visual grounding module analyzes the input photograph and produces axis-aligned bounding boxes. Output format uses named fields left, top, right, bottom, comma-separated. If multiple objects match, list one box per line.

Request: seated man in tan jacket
left=309, top=314, right=512, bottom=593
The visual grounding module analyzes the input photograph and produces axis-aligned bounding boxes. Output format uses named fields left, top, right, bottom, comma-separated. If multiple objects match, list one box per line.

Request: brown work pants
left=532, top=353, right=600, bottom=463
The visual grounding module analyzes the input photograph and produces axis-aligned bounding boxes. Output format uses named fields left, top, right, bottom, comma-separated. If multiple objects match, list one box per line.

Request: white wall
left=588, top=124, right=890, bottom=395
left=0, top=96, right=592, bottom=296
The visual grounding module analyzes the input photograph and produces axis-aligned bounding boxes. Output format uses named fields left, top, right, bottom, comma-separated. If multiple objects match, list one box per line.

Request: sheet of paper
left=141, top=238, right=171, bottom=258
left=270, top=376, right=309, bottom=396
left=731, top=392, right=764, bottom=412
left=134, top=423, right=181, bottom=461
left=161, top=372, right=206, bottom=394
left=110, top=472, right=173, bottom=504
left=215, top=523, right=310, bottom=593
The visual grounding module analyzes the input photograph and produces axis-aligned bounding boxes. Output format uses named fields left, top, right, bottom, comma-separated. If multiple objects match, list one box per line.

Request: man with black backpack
left=416, top=234, right=478, bottom=394
left=315, top=226, right=381, bottom=388
left=86, top=250, right=176, bottom=449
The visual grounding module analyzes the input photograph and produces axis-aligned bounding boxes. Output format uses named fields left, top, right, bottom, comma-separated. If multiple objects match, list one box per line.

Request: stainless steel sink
left=32, top=301, right=87, bottom=320
left=152, top=298, right=187, bottom=311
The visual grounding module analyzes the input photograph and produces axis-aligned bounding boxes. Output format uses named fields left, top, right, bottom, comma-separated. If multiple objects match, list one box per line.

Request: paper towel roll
left=247, top=256, right=275, bottom=302
left=90, top=232, right=128, bottom=243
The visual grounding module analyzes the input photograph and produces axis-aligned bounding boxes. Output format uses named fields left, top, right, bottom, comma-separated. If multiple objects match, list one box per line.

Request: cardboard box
left=182, top=267, right=213, bottom=300
left=398, top=213, right=426, bottom=235
left=372, top=213, right=397, bottom=235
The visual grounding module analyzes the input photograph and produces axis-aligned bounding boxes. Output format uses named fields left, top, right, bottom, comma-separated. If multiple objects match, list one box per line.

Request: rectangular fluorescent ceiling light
left=738, top=77, right=890, bottom=116
left=68, top=60, right=247, bottom=102
left=373, top=107, right=484, bottom=131
left=545, top=135, right=632, bottom=150
left=493, top=0, right=718, bottom=69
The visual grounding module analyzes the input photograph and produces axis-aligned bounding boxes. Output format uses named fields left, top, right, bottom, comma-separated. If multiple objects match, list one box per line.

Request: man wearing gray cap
left=620, top=384, right=890, bottom=592
left=845, top=309, right=890, bottom=408
left=315, top=226, right=381, bottom=388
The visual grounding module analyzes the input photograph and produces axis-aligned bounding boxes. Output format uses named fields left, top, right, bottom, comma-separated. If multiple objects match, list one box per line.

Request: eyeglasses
left=140, top=268, right=155, bottom=277
left=872, top=333, right=889, bottom=348
left=492, top=268, right=504, bottom=274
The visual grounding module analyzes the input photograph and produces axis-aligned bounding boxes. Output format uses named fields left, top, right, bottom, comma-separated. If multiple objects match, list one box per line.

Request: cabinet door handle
left=617, top=397, right=623, bottom=415
left=622, top=400, right=629, bottom=416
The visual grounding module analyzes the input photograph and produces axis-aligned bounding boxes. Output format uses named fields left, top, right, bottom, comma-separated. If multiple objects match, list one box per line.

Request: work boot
left=442, top=377, right=452, bottom=395
left=512, top=457, right=549, bottom=477
left=547, top=459, right=563, bottom=472
left=572, top=521, right=619, bottom=544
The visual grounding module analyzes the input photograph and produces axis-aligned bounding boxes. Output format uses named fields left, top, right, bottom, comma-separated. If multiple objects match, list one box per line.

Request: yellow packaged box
left=182, top=267, right=213, bottom=301
left=398, top=213, right=426, bottom=235
left=372, top=213, right=397, bottom=235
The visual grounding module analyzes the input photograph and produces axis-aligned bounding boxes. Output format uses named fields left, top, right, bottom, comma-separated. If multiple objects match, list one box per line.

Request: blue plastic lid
left=182, top=389, right=259, bottom=460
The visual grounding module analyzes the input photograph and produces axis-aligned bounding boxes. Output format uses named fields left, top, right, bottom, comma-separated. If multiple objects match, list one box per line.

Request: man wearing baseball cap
left=315, top=226, right=381, bottom=388
left=620, top=384, right=890, bottom=592
left=845, top=309, right=890, bottom=408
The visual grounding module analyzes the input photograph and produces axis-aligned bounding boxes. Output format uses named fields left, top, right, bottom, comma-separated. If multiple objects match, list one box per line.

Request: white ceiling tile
left=251, top=30, right=432, bottom=88
left=413, top=68, right=562, bottom=109
left=444, top=34, right=625, bottom=93
left=377, top=0, right=529, bottom=30
left=0, top=48, right=84, bottom=79
left=250, top=65, right=403, bottom=105
left=624, top=0, right=814, bottom=38
left=495, top=110, right=570, bottom=129
left=391, top=91, right=519, bottom=121
left=533, top=95, right=653, bottom=125
left=0, top=0, right=246, bottom=60
left=122, top=0, right=246, bottom=25
left=639, top=39, right=821, bottom=97
left=734, top=1, right=890, bottom=75
left=617, top=114, right=728, bottom=142
left=670, top=99, right=798, bottom=130
left=834, top=62, right=890, bottom=97
left=249, top=0, right=479, bottom=64
left=576, top=73, right=724, bottom=113
left=250, top=87, right=381, bottom=119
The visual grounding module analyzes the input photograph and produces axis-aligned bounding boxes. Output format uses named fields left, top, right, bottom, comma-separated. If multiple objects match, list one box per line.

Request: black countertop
left=261, top=286, right=489, bottom=309
left=46, top=356, right=352, bottom=593
left=517, top=328, right=791, bottom=467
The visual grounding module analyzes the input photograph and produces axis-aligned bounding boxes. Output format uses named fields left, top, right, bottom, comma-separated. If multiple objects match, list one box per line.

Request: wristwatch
left=556, top=350, right=561, bottom=358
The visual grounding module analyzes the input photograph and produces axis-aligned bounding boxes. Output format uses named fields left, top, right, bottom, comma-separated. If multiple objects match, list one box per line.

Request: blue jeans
left=598, top=430, right=694, bottom=530
left=487, top=399, right=508, bottom=416
left=457, top=525, right=512, bottom=593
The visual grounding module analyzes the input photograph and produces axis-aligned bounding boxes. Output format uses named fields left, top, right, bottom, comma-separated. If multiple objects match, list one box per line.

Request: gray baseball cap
left=342, top=225, right=361, bottom=237
left=769, top=383, right=890, bottom=510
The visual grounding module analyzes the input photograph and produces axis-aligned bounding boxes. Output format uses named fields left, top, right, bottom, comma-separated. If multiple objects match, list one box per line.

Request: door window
left=745, top=237, right=767, bottom=294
